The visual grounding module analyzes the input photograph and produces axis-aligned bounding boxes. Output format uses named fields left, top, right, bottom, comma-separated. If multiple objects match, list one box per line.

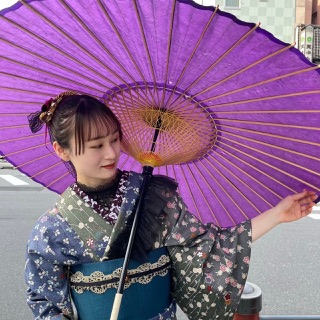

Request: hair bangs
left=85, top=112, right=119, bottom=141
left=74, top=97, right=122, bottom=155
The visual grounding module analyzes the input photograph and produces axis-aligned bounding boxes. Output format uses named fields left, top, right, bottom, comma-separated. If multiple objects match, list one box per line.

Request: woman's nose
left=104, top=144, right=116, bottom=159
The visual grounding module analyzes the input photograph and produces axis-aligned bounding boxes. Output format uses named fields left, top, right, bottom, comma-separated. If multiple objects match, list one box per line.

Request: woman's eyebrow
left=87, top=135, right=106, bottom=142
left=87, top=130, right=119, bottom=142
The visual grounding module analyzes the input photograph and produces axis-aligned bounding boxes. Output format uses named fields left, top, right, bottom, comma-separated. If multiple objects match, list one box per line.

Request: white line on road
left=308, top=205, right=320, bottom=219
left=309, top=213, right=320, bottom=220
left=0, top=174, right=29, bottom=185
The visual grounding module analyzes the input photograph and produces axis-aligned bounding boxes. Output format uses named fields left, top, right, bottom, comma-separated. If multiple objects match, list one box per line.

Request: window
left=225, top=0, right=240, bottom=8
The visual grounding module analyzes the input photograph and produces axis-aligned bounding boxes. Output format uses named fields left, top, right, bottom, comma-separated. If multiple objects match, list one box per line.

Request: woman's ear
left=53, top=141, right=70, bottom=162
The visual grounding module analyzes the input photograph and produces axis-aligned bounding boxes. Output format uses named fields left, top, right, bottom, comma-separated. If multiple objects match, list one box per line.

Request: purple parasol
left=0, top=0, right=319, bottom=227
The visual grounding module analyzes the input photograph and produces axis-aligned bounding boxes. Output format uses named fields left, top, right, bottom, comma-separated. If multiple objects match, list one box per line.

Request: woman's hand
left=251, top=190, right=318, bottom=242
left=273, top=190, right=318, bottom=224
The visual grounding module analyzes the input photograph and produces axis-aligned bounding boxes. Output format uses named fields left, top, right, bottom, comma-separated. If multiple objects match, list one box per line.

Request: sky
left=0, top=0, right=19, bottom=10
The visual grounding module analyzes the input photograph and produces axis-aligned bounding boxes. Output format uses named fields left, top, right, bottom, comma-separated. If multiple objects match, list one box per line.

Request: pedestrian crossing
left=0, top=174, right=28, bottom=186
left=0, top=173, right=43, bottom=191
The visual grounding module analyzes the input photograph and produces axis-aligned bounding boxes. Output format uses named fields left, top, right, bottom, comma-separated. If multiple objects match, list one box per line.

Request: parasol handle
left=110, top=293, right=123, bottom=320
left=110, top=165, right=154, bottom=320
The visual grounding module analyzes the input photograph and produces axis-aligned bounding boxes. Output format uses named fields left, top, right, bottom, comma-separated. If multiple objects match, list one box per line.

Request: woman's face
left=58, top=130, right=121, bottom=188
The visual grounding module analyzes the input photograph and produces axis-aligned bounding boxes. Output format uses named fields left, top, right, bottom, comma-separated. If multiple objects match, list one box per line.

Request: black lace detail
left=27, top=110, right=45, bottom=134
left=71, top=170, right=127, bottom=224
left=27, top=99, right=53, bottom=133
left=76, top=170, right=122, bottom=194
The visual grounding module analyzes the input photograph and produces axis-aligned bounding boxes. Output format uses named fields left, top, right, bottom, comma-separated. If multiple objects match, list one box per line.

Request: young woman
left=25, top=92, right=317, bottom=320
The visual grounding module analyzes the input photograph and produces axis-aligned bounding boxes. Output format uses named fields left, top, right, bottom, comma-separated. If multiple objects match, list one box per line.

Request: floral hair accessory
left=28, top=91, right=77, bottom=133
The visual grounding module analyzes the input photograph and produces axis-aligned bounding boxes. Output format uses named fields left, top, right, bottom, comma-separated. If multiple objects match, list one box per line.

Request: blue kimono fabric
left=70, top=247, right=174, bottom=319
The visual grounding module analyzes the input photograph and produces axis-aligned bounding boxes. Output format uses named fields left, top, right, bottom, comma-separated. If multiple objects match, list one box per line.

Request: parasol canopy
left=0, top=0, right=319, bottom=227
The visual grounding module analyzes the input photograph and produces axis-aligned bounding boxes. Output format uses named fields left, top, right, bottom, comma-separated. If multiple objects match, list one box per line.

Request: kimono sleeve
left=163, top=192, right=252, bottom=320
left=25, top=210, right=82, bottom=320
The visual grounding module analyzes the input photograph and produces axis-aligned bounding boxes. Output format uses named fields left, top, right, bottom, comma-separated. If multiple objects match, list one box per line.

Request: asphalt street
left=0, top=167, right=319, bottom=319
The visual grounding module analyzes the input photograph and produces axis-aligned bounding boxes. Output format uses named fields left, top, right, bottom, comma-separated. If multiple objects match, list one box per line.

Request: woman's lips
left=102, top=164, right=115, bottom=169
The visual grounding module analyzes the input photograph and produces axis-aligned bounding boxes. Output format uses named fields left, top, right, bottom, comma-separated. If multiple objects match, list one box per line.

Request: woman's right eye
left=91, top=144, right=103, bottom=149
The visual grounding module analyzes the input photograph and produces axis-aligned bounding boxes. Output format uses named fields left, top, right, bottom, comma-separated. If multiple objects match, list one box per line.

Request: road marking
left=309, top=205, right=320, bottom=219
left=309, top=214, right=320, bottom=219
left=0, top=174, right=28, bottom=185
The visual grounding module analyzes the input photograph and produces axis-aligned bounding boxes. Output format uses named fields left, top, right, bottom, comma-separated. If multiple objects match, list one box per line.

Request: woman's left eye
left=111, top=137, right=119, bottom=143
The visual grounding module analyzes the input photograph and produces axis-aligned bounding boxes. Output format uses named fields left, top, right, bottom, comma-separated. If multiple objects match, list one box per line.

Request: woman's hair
left=48, top=94, right=122, bottom=155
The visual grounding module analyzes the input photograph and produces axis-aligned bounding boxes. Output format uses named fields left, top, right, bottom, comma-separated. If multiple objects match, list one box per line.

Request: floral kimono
left=25, top=170, right=251, bottom=320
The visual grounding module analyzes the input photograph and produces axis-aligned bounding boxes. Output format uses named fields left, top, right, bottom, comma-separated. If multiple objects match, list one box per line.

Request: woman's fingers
left=299, top=193, right=318, bottom=207
left=299, top=190, right=316, bottom=199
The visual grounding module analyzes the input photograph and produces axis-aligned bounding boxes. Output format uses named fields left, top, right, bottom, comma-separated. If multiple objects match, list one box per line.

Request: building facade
left=296, top=0, right=320, bottom=25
